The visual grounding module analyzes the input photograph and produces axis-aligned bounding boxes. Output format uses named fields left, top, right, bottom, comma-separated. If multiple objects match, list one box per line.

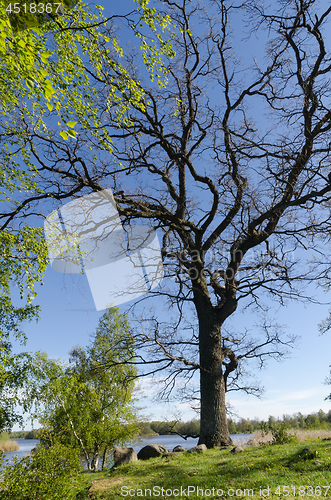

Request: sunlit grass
left=82, top=438, right=331, bottom=499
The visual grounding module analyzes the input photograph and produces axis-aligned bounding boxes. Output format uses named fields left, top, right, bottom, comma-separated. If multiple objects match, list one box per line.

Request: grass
left=0, top=433, right=19, bottom=453
left=76, top=432, right=331, bottom=499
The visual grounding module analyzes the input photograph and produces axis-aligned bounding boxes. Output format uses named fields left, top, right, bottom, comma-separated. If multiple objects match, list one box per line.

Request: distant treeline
left=228, top=409, right=331, bottom=434
left=10, top=429, right=41, bottom=439
left=11, top=410, right=331, bottom=439
left=138, top=409, right=331, bottom=436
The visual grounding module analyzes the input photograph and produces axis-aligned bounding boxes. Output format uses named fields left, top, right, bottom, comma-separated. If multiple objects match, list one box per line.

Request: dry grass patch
left=0, top=440, right=19, bottom=452
left=245, top=428, right=331, bottom=446
left=89, top=477, right=124, bottom=499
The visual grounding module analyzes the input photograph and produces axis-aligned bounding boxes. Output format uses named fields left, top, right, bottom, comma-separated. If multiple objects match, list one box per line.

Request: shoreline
left=0, top=440, right=19, bottom=453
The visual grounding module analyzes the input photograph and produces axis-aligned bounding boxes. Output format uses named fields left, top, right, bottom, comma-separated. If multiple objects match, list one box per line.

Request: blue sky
left=11, top=0, right=331, bottom=428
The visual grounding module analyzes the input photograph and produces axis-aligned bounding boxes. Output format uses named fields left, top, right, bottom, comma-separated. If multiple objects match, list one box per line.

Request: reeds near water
left=0, top=440, right=19, bottom=452
left=242, top=428, right=331, bottom=446
left=0, top=432, right=19, bottom=452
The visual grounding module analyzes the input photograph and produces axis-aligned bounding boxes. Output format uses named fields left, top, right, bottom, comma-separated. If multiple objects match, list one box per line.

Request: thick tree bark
left=197, top=307, right=233, bottom=448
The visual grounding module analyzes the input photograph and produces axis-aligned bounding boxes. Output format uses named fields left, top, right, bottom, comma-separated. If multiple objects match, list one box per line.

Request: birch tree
left=29, top=307, right=138, bottom=472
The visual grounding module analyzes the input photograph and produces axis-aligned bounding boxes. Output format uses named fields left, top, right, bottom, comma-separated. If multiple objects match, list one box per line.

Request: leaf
left=25, top=78, right=34, bottom=89
left=60, top=131, right=68, bottom=140
left=66, top=121, right=77, bottom=129
left=46, top=103, right=53, bottom=112
left=45, top=89, right=53, bottom=100
left=67, top=129, right=77, bottom=138
left=40, top=52, right=51, bottom=63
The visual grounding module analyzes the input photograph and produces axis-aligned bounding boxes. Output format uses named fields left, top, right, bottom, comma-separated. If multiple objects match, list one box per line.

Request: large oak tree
left=1, top=0, right=331, bottom=446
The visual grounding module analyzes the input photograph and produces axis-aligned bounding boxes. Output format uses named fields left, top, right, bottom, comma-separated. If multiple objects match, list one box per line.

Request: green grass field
left=78, top=435, right=331, bottom=500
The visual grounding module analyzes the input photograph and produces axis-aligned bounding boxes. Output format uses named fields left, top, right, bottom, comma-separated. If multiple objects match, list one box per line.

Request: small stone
left=172, top=445, right=186, bottom=452
left=137, top=444, right=168, bottom=460
left=187, top=444, right=207, bottom=453
left=230, top=445, right=244, bottom=453
left=314, top=460, right=323, bottom=465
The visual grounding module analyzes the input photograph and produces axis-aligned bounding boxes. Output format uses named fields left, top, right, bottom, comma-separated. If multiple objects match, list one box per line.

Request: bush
left=0, top=442, right=86, bottom=499
left=260, top=421, right=298, bottom=445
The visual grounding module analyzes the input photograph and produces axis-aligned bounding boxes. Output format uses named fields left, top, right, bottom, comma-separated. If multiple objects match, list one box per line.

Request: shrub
left=269, top=423, right=298, bottom=445
left=260, top=421, right=298, bottom=445
left=0, top=442, right=86, bottom=499
left=297, top=447, right=318, bottom=460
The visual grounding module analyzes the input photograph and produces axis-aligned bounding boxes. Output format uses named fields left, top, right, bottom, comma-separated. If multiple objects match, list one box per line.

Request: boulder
left=137, top=444, right=168, bottom=460
left=230, top=445, right=244, bottom=453
left=172, top=445, right=186, bottom=452
left=187, top=444, right=207, bottom=454
left=114, top=447, right=138, bottom=466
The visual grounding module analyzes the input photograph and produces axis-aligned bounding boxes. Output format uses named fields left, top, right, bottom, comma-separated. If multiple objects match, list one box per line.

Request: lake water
left=1, top=433, right=252, bottom=469
left=128, top=433, right=252, bottom=453
left=1, top=438, right=40, bottom=467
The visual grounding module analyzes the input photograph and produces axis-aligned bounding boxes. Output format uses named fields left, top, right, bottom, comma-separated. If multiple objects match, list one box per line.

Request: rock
left=162, top=452, right=181, bottom=458
left=230, top=445, right=244, bottom=453
left=314, top=460, right=323, bottom=465
left=113, top=447, right=138, bottom=466
left=187, top=444, right=207, bottom=454
left=137, top=444, right=169, bottom=460
left=172, top=445, right=186, bottom=452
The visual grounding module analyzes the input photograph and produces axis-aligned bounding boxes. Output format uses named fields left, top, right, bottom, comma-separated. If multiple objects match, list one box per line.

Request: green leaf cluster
left=0, top=441, right=84, bottom=499
left=0, top=227, right=47, bottom=431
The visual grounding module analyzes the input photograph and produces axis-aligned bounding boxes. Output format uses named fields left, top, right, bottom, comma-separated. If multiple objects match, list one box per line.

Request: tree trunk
left=91, top=446, right=100, bottom=472
left=101, top=446, right=108, bottom=470
left=197, top=308, right=233, bottom=448
left=60, top=400, right=92, bottom=470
